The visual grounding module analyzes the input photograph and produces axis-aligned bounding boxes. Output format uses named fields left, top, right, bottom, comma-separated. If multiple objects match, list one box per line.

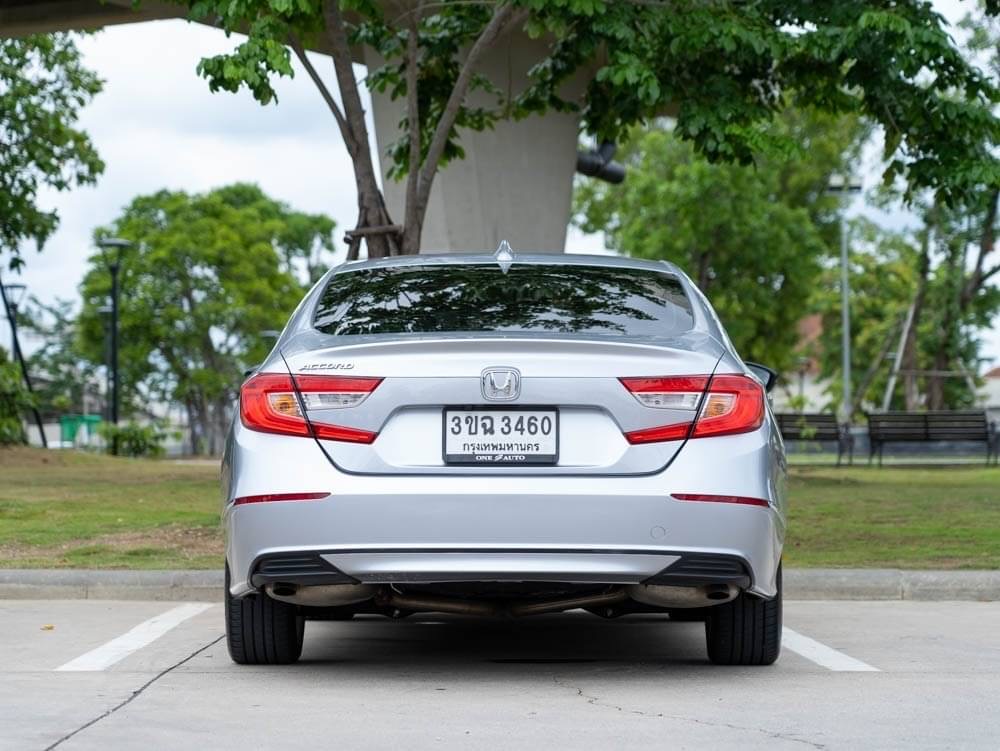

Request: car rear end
left=222, top=254, right=786, bottom=665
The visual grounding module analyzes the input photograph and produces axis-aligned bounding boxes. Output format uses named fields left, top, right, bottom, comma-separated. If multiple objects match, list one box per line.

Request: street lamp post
left=826, top=175, right=862, bottom=423
left=97, top=237, right=132, bottom=454
left=0, top=279, right=47, bottom=447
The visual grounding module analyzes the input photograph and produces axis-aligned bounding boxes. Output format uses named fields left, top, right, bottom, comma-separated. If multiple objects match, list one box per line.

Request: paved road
left=2, top=600, right=998, bottom=750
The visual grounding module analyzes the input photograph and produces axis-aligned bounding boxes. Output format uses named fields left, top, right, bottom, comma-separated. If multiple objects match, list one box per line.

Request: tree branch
left=962, top=186, right=999, bottom=307
left=320, top=2, right=372, bottom=158
left=402, top=4, right=423, bottom=252
left=321, top=0, right=398, bottom=255
left=981, top=262, right=1000, bottom=284
left=289, top=34, right=351, bottom=143
left=415, top=2, right=529, bottom=212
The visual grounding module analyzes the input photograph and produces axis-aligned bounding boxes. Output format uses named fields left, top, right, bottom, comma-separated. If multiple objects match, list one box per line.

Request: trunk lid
left=282, top=335, right=723, bottom=475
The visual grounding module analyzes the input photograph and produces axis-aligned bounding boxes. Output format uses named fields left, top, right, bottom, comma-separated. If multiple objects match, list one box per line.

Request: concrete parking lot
left=2, top=599, right=998, bottom=750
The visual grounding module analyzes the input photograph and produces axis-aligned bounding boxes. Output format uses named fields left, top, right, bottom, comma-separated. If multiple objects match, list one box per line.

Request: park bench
left=775, top=412, right=854, bottom=466
left=866, top=410, right=999, bottom=466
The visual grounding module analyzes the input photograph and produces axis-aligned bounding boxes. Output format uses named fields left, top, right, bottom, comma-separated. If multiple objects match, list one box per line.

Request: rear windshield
left=312, top=263, right=694, bottom=338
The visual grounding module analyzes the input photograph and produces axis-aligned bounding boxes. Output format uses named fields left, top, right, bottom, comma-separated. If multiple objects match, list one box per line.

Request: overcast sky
left=6, top=0, right=998, bottom=368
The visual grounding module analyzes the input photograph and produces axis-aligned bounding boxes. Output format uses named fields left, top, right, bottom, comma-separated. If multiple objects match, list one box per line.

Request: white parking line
left=782, top=627, right=880, bottom=672
left=55, top=603, right=214, bottom=672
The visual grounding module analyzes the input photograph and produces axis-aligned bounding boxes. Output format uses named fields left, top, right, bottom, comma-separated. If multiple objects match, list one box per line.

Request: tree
left=0, top=349, right=33, bottom=445
left=1, top=33, right=103, bottom=270
left=574, top=109, right=864, bottom=372
left=814, top=2, right=1000, bottom=414
left=77, top=184, right=334, bottom=455
left=812, top=219, right=925, bottom=414
left=179, top=0, right=1000, bottom=257
left=21, top=297, right=104, bottom=418
left=813, top=215, right=1000, bottom=414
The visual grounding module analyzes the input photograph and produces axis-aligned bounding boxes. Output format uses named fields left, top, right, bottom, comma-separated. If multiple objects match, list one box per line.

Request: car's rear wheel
left=225, top=564, right=304, bottom=665
left=705, top=564, right=781, bottom=666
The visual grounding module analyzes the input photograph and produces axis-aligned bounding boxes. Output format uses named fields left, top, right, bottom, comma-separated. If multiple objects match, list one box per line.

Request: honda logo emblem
left=481, top=367, right=521, bottom=401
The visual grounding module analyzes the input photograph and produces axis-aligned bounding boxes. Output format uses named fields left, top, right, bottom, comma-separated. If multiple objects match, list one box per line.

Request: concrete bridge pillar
left=365, top=32, right=584, bottom=254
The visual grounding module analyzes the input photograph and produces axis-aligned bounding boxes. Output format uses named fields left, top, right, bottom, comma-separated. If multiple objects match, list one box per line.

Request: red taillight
left=240, top=373, right=381, bottom=443
left=620, top=373, right=764, bottom=444
left=671, top=493, right=770, bottom=508
left=690, top=374, right=764, bottom=438
left=233, top=492, right=330, bottom=506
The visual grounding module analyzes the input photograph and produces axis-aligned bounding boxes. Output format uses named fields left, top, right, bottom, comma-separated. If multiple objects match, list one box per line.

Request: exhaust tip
left=271, top=583, right=297, bottom=598
left=706, top=585, right=732, bottom=601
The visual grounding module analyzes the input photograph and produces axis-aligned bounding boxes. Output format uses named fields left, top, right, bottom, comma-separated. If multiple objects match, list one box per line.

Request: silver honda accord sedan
left=222, top=249, right=786, bottom=666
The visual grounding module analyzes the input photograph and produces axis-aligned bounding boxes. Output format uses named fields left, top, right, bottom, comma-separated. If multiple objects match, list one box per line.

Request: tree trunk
left=186, top=396, right=210, bottom=456
left=296, top=2, right=527, bottom=257
left=927, top=239, right=962, bottom=410
left=696, top=249, right=712, bottom=290
left=902, top=229, right=932, bottom=411
left=400, top=7, right=424, bottom=255
left=317, top=1, right=399, bottom=259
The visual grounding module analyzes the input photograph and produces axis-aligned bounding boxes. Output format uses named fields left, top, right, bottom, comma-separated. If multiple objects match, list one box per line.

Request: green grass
left=0, top=447, right=220, bottom=569
left=1, top=448, right=998, bottom=569
left=785, top=466, right=1000, bottom=569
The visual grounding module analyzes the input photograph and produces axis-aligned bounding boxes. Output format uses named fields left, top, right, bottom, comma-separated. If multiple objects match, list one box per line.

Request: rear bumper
left=248, top=549, right=752, bottom=590
left=223, top=419, right=786, bottom=599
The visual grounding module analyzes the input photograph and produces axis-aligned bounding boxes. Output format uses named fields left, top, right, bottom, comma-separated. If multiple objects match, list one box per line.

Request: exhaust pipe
left=507, top=589, right=627, bottom=617
left=266, top=582, right=377, bottom=607
left=375, top=590, right=501, bottom=617
left=374, top=587, right=627, bottom=617
left=626, top=583, right=738, bottom=609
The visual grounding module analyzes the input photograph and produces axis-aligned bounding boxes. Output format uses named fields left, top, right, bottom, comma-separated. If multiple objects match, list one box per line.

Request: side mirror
left=745, top=362, right=778, bottom=393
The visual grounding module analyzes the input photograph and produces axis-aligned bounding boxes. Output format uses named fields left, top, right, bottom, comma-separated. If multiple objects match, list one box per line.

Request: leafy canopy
left=0, top=33, right=103, bottom=269
left=76, top=184, right=334, bottom=453
left=185, top=0, right=999, bottom=207
left=575, top=108, right=865, bottom=372
left=0, top=350, right=33, bottom=445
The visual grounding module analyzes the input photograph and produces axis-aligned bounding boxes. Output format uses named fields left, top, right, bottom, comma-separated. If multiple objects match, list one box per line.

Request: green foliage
left=21, top=298, right=102, bottom=417
left=575, top=109, right=864, bottom=372
left=182, top=0, right=1000, bottom=209
left=812, top=3, right=1000, bottom=414
left=813, top=213, right=998, bottom=413
left=813, top=221, right=921, bottom=412
left=0, top=34, right=104, bottom=269
left=76, top=184, right=330, bottom=454
left=0, top=350, right=31, bottom=445
left=98, top=421, right=168, bottom=458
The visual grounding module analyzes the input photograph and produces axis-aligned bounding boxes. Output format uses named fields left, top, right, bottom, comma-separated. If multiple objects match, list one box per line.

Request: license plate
left=443, top=408, right=559, bottom=465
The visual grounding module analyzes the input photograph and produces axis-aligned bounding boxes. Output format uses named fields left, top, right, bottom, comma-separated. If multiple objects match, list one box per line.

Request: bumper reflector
left=233, top=492, right=330, bottom=506
left=671, top=493, right=770, bottom=508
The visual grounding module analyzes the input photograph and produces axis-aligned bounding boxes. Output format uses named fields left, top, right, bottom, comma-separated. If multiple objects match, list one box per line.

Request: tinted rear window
left=313, top=264, right=693, bottom=338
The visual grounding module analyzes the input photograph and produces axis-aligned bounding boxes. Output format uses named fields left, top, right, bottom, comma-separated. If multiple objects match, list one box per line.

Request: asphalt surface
left=3, top=600, right=999, bottom=750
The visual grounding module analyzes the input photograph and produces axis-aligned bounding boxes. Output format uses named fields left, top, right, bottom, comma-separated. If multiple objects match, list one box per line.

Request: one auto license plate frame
left=442, top=406, right=560, bottom=466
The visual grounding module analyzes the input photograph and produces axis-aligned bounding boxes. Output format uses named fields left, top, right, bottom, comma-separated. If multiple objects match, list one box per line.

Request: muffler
left=626, top=583, right=738, bottom=608
left=266, top=582, right=377, bottom=607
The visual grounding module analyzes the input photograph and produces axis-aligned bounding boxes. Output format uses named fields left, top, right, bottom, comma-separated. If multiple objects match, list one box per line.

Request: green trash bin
left=58, top=414, right=103, bottom=446
left=81, top=414, right=102, bottom=443
left=59, top=414, right=83, bottom=445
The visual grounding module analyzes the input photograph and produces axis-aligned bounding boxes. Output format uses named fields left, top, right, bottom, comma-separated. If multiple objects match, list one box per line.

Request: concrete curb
left=1, top=568, right=998, bottom=602
left=0, top=569, right=223, bottom=602
left=786, top=569, right=1000, bottom=601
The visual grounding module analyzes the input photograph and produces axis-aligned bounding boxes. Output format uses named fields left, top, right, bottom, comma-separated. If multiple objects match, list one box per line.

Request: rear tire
left=705, top=565, right=782, bottom=666
left=225, top=564, right=304, bottom=665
